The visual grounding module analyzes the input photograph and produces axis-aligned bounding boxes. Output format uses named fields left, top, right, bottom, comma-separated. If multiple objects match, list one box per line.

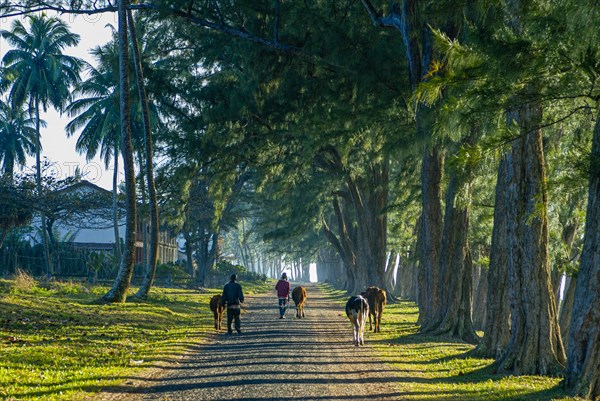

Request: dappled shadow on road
left=93, top=285, right=567, bottom=401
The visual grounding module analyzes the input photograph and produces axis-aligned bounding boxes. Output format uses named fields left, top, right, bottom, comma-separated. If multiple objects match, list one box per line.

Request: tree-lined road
left=100, top=284, right=403, bottom=400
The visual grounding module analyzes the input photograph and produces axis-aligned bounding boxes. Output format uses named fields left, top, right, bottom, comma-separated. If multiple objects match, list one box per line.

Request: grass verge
left=317, top=283, right=582, bottom=401
left=0, top=278, right=272, bottom=400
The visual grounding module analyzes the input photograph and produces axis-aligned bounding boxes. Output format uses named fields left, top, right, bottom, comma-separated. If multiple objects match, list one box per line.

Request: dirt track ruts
left=98, top=284, right=404, bottom=401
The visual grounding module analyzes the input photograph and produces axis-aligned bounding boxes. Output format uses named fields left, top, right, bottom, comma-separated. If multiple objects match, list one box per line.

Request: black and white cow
left=345, top=295, right=369, bottom=346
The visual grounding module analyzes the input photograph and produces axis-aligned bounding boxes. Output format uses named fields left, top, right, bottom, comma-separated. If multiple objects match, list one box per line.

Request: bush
left=49, top=281, right=90, bottom=295
left=156, top=262, right=190, bottom=278
left=11, top=268, right=37, bottom=293
left=213, top=260, right=246, bottom=276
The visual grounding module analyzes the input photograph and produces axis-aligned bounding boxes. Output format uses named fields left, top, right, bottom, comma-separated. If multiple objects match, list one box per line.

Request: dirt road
left=100, top=284, right=403, bottom=400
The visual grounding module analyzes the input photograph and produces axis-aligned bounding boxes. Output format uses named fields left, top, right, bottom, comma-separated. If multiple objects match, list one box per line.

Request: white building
left=34, top=180, right=178, bottom=264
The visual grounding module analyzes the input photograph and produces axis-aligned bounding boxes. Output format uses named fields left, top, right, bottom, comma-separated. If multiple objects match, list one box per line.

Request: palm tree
left=101, top=0, right=137, bottom=303
left=66, top=45, right=122, bottom=262
left=128, top=12, right=159, bottom=299
left=0, top=100, right=37, bottom=183
left=0, top=14, right=84, bottom=274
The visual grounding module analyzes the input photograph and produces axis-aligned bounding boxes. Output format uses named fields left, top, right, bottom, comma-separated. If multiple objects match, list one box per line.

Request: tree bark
left=129, top=12, right=159, bottom=299
left=472, top=265, right=488, bottom=331
left=425, top=174, right=477, bottom=343
left=182, top=206, right=195, bottom=278
left=317, top=147, right=388, bottom=294
left=497, top=101, right=565, bottom=375
left=34, top=97, right=53, bottom=276
left=565, top=113, right=600, bottom=398
left=102, top=0, right=137, bottom=303
left=478, top=157, right=511, bottom=358
left=559, top=275, right=576, bottom=346
left=112, top=147, right=122, bottom=263
left=417, top=146, right=443, bottom=327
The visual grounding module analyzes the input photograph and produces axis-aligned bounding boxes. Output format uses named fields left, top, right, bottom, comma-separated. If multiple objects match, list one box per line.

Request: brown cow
left=209, top=294, right=225, bottom=331
left=363, top=286, right=386, bottom=333
left=291, top=286, right=307, bottom=318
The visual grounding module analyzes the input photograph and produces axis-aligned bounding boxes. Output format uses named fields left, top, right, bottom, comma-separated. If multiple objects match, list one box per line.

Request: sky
left=0, top=11, right=118, bottom=189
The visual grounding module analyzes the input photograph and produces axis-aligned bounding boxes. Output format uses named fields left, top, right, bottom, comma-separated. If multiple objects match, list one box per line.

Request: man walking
left=221, top=274, right=245, bottom=334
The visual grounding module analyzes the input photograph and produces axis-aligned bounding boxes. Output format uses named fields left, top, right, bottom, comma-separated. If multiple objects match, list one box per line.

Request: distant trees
left=0, top=14, right=84, bottom=275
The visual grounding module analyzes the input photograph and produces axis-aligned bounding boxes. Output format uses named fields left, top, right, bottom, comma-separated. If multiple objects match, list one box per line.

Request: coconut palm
left=0, top=100, right=37, bottom=183
left=0, top=14, right=84, bottom=274
left=66, top=44, right=122, bottom=262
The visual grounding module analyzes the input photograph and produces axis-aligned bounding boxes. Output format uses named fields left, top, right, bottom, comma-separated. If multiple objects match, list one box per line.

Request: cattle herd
left=209, top=284, right=387, bottom=347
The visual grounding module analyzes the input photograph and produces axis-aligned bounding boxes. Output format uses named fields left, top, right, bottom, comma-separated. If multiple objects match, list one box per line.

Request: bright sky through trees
left=0, top=12, right=115, bottom=188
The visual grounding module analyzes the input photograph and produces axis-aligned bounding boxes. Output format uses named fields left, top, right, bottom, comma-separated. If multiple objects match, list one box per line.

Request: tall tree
left=360, top=0, right=456, bottom=329
left=127, top=12, right=159, bottom=299
left=102, top=0, right=137, bottom=303
left=0, top=14, right=83, bottom=275
left=66, top=45, right=122, bottom=263
left=566, top=111, right=600, bottom=399
left=492, top=0, right=565, bottom=375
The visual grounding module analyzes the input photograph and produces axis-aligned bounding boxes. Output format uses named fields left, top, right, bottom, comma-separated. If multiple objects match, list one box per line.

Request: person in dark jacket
left=220, top=274, right=245, bottom=334
left=275, top=272, right=291, bottom=319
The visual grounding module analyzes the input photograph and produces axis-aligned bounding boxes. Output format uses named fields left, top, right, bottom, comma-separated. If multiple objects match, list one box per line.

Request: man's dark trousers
left=227, top=307, right=241, bottom=333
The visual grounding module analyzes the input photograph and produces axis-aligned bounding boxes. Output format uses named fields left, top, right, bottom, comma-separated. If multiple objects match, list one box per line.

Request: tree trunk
left=0, top=229, right=7, bottom=251
left=426, top=174, right=477, bottom=343
left=34, top=97, right=53, bottom=276
left=417, top=146, right=443, bottom=327
left=559, top=275, right=576, bottom=346
left=209, top=232, right=220, bottom=267
left=196, top=228, right=210, bottom=286
left=565, top=113, right=600, bottom=398
left=46, top=217, right=60, bottom=275
left=497, top=101, right=565, bottom=375
left=182, top=214, right=195, bottom=277
left=318, top=148, right=388, bottom=294
left=385, top=251, right=398, bottom=297
left=478, top=157, right=511, bottom=358
left=129, top=12, right=159, bottom=299
left=102, top=0, right=137, bottom=303
left=112, top=148, right=122, bottom=263
left=550, top=268, right=562, bottom=307
left=472, top=266, right=488, bottom=331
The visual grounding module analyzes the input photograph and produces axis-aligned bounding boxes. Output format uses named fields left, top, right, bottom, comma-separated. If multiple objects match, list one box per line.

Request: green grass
left=318, top=283, right=582, bottom=401
left=0, top=278, right=272, bottom=400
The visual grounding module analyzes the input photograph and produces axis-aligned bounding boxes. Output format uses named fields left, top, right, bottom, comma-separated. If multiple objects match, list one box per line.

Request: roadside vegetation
left=319, top=284, right=581, bottom=401
left=0, top=275, right=271, bottom=400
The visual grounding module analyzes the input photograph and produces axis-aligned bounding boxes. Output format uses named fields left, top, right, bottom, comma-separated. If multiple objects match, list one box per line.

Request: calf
left=363, top=286, right=386, bottom=333
left=345, top=295, right=369, bottom=346
left=209, top=294, right=225, bottom=331
left=292, top=286, right=307, bottom=318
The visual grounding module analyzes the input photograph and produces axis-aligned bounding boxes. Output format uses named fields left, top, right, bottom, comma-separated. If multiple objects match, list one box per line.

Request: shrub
left=11, top=268, right=37, bottom=293
left=156, top=262, right=190, bottom=278
left=213, top=260, right=246, bottom=276
left=50, top=281, right=90, bottom=295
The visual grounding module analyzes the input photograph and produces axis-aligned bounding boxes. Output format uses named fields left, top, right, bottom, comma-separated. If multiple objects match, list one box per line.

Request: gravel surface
left=98, top=284, right=404, bottom=400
